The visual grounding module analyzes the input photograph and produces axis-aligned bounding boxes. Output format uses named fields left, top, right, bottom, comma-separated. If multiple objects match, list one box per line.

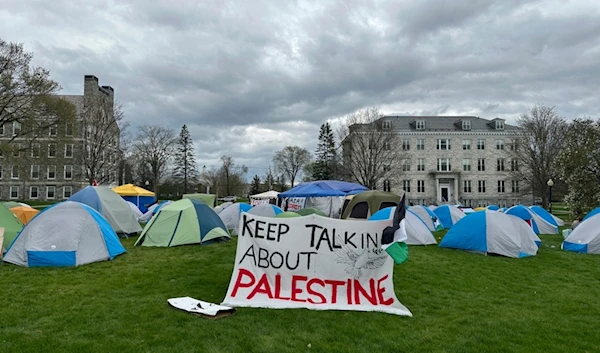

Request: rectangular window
left=65, top=144, right=74, bottom=158
left=496, top=120, right=504, bottom=130
left=11, top=166, right=19, bottom=179
left=383, top=141, right=391, bottom=151
left=416, top=120, right=425, bottom=130
left=478, top=180, right=486, bottom=193
left=463, top=159, right=471, bottom=172
left=12, top=143, right=20, bottom=157
left=0, top=165, right=2, bottom=179
left=512, top=180, right=520, bottom=193
left=497, top=158, right=505, bottom=172
left=63, top=186, right=72, bottom=199
left=402, top=139, right=410, bottom=151
left=437, top=158, right=451, bottom=172
left=13, top=121, right=21, bottom=136
left=463, top=180, right=472, bottom=193
left=497, top=180, right=505, bottom=193
left=437, top=139, right=451, bottom=150
left=496, top=140, right=504, bottom=150
left=0, top=123, right=4, bottom=136
left=383, top=164, right=391, bottom=172
left=30, top=186, right=39, bottom=199
left=47, top=186, right=56, bottom=200
left=31, top=165, right=40, bottom=179
left=65, top=123, right=74, bottom=136
left=462, top=140, right=471, bottom=150
left=402, top=160, right=411, bottom=172
left=383, top=180, right=391, bottom=192
left=48, top=143, right=56, bottom=158
left=509, top=142, right=519, bottom=151
left=462, top=120, right=471, bottom=130
left=511, top=159, right=519, bottom=172
left=47, top=165, right=56, bottom=180
left=31, top=144, right=40, bottom=158
left=402, top=180, right=411, bottom=193
left=64, top=165, right=73, bottom=180
left=477, top=139, right=485, bottom=150
left=417, top=180, right=425, bottom=193
left=49, top=125, right=57, bottom=136
left=10, top=186, right=19, bottom=199
left=416, top=139, right=424, bottom=150
left=417, top=158, right=425, bottom=171
left=477, top=158, right=485, bottom=171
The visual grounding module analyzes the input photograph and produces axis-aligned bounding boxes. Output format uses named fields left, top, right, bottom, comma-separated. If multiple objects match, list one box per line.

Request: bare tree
left=337, top=107, right=404, bottom=189
left=507, top=105, right=567, bottom=208
left=219, top=155, right=248, bottom=196
left=273, top=146, right=311, bottom=187
left=132, top=125, right=176, bottom=194
left=80, top=94, right=128, bottom=185
left=200, top=165, right=221, bottom=194
left=0, top=38, right=76, bottom=157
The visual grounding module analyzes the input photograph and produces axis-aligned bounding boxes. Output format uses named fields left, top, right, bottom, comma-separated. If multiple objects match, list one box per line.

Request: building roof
left=380, top=115, right=518, bottom=132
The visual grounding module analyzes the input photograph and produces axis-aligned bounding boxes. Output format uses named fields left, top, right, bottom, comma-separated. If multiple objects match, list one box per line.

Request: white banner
left=286, top=197, right=305, bottom=211
left=222, top=213, right=412, bottom=316
left=250, top=198, right=269, bottom=206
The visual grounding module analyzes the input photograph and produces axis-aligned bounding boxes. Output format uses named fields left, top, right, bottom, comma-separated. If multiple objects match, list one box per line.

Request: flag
left=382, top=193, right=409, bottom=265
left=92, top=179, right=98, bottom=186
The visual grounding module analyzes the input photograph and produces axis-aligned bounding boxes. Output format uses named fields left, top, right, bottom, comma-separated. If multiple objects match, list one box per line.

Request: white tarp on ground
left=222, top=213, right=412, bottom=316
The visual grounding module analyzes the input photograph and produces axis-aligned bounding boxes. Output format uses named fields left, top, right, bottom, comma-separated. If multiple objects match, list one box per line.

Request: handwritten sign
left=286, top=197, right=305, bottom=211
left=222, top=213, right=412, bottom=316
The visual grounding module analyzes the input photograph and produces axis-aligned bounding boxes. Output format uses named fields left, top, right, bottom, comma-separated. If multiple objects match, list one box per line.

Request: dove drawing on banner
left=333, top=235, right=389, bottom=280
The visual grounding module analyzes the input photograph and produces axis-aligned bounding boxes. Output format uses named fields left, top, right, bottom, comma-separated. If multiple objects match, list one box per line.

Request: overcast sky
left=2, top=0, right=599, bottom=180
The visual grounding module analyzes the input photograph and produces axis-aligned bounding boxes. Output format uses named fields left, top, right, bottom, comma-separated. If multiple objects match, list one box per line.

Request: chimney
left=84, top=75, right=99, bottom=82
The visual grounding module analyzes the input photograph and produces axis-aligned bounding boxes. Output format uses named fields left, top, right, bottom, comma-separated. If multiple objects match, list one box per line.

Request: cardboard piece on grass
left=168, top=297, right=236, bottom=319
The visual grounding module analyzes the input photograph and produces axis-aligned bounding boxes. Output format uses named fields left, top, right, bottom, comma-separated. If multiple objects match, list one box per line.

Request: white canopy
left=250, top=190, right=280, bottom=199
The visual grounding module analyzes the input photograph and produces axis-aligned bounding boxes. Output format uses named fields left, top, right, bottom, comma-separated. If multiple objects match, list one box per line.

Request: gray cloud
left=1, top=0, right=599, bottom=180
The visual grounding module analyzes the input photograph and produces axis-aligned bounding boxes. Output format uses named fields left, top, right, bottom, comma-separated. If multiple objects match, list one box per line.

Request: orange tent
left=11, top=206, right=40, bottom=224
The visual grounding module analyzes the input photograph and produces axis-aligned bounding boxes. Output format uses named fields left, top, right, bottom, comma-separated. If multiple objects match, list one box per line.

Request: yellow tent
left=474, top=207, right=486, bottom=211
left=11, top=206, right=40, bottom=224
left=112, top=184, right=155, bottom=196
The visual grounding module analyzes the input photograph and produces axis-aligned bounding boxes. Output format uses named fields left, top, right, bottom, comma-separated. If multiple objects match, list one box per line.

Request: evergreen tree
left=250, top=175, right=262, bottom=195
left=312, top=122, right=338, bottom=180
left=172, top=125, right=199, bottom=193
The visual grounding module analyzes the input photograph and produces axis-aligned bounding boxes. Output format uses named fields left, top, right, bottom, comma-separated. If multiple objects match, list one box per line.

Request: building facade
left=0, top=75, right=120, bottom=201
left=347, top=115, right=530, bottom=207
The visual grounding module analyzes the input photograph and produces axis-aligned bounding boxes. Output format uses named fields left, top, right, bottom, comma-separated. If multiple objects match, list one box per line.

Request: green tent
left=2, top=201, right=23, bottom=209
left=182, top=193, right=217, bottom=208
left=341, top=190, right=401, bottom=219
left=275, top=211, right=302, bottom=218
left=135, top=199, right=230, bottom=247
left=0, top=203, right=24, bottom=250
left=295, top=208, right=327, bottom=217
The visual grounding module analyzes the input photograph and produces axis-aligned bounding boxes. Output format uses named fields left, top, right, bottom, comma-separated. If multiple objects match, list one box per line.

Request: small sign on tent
left=222, top=213, right=412, bottom=316
left=286, top=197, right=305, bottom=211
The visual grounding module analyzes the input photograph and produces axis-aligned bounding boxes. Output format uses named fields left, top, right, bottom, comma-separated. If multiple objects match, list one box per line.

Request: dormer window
left=382, top=120, right=392, bottom=129
left=495, top=120, right=504, bottom=130
left=416, top=120, right=425, bottom=130
left=462, top=120, right=471, bottom=130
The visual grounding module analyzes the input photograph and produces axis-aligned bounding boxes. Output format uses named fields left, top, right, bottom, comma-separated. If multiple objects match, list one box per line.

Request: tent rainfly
left=182, top=194, right=217, bottom=208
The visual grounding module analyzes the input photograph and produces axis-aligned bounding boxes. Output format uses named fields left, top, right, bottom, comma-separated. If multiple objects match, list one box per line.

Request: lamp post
left=547, top=179, right=554, bottom=214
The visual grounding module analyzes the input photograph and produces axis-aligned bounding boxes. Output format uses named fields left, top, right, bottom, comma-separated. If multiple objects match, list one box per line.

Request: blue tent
left=278, top=180, right=368, bottom=198
left=407, top=205, right=442, bottom=231
left=439, top=211, right=541, bottom=258
left=433, top=205, right=465, bottom=229
left=3, top=201, right=126, bottom=267
left=505, top=205, right=558, bottom=234
left=487, top=205, right=499, bottom=211
left=529, top=206, right=560, bottom=227
left=583, top=207, right=600, bottom=221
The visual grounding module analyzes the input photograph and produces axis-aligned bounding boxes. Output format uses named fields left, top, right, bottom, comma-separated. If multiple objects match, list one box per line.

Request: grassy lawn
left=1, top=228, right=600, bottom=353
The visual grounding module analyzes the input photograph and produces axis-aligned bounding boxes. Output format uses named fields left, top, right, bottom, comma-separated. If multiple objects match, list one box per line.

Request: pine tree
left=250, top=175, right=262, bottom=195
left=172, top=125, right=199, bottom=193
left=312, top=122, right=338, bottom=180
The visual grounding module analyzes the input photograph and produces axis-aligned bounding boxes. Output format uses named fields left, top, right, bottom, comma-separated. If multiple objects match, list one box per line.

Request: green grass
left=2, top=232, right=600, bottom=353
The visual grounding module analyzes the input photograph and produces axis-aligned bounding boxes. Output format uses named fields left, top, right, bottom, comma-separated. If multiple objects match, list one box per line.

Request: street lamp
left=145, top=180, right=149, bottom=187
left=547, top=179, right=554, bottom=214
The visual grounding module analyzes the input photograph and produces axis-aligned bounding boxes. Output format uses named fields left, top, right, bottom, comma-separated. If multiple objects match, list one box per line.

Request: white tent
left=563, top=213, right=600, bottom=254
left=218, top=203, right=252, bottom=235
left=214, top=202, right=233, bottom=214
left=126, top=201, right=143, bottom=218
left=410, top=205, right=439, bottom=231
left=250, top=190, right=279, bottom=206
left=247, top=204, right=283, bottom=217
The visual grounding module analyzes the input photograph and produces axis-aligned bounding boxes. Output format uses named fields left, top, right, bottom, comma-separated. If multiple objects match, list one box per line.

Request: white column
left=454, top=178, right=459, bottom=204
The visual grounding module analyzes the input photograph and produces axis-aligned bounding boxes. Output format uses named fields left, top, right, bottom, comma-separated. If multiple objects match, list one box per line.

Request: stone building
left=0, top=75, right=121, bottom=201
left=344, top=115, right=531, bottom=207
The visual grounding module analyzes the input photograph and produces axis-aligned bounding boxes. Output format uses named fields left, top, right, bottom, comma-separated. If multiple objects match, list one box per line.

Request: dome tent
left=434, top=205, right=465, bottom=229
left=10, top=206, right=40, bottom=224
left=439, top=210, right=541, bottom=258
left=275, top=211, right=302, bottom=218
left=295, top=208, right=327, bottom=217
left=563, top=213, right=600, bottom=254
left=341, top=190, right=401, bottom=219
left=409, top=205, right=441, bottom=231
left=135, top=199, right=230, bottom=247
left=369, top=207, right=437, bottom=245
left=505, top=205, right=558, bottom=234
left=68, top=186, right=142, bottom=235
left=0, top=203, right=24, bottom=251
left=126, top=201, right=143, bottom=219
left=218, top=202, right=252, bottom=235
left=583, top=207, right=600, bottom=222
left=3, top=201, right=126, bottom=267
left=247, top=204, right=283, bottom=217
left=529, top=205, right=564, bottom=227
